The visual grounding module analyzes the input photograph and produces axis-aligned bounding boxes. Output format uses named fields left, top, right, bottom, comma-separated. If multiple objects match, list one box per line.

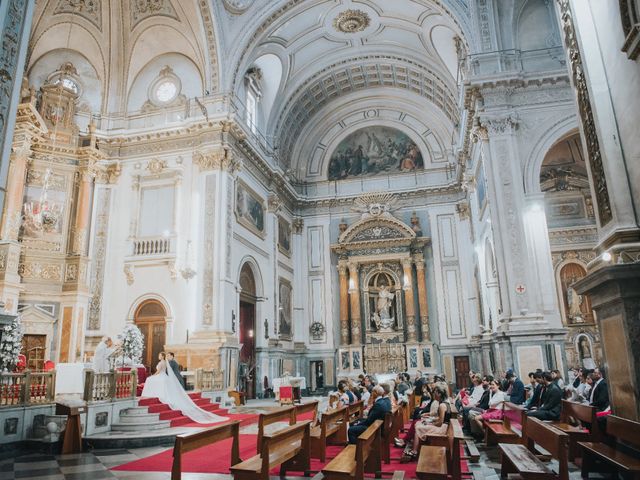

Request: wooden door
left=134, top=300, right=167, bottom=373
left=22, top=334, right=46, bottom=371
left=454, top=356, right=470, bottom=389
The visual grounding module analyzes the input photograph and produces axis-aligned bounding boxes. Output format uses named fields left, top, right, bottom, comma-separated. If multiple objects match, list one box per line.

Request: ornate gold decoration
left=557, top=0, right=612, bottom=226
left=146, top=158, right=167, bottom=174
left=332, top=9, right=371, bottom=33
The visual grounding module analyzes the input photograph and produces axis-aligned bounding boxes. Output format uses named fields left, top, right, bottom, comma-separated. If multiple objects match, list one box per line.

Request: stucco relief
left=54, top=0, right=102, bottom=30
left=88, top=188, right=111, bottom=330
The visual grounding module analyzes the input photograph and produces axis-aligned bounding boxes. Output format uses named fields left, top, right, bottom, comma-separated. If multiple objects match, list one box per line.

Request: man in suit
left=527, top=372, right=562, bottom=421
left=167, top=352, right=186, bottom=389
left=589, top=367, right=609, bottom=412
left=526, top=372, right=545, bottom=409
left=506, top=372, right=526, bottom=405
left=348, top=385, right=391, bottom=444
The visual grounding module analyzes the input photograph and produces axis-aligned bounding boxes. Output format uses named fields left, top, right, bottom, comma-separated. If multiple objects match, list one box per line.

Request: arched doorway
left=134, top=300, right=167, bottom=373
left=238, top=263, right=257, bottom=399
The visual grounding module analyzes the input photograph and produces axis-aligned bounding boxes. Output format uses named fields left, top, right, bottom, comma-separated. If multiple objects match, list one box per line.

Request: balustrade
left=83, top=370, right=137, bottom=402
left=132, top=236, right=173, bottom=256
left=0, top=371, right=56, bottom=407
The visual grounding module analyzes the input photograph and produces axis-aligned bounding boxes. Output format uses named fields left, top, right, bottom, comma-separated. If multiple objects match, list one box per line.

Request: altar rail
left=194, top=369, right=224, bottom=392
left=0, top=371, right=56, bottom=407
left=83, top=370, right=138, bottom=403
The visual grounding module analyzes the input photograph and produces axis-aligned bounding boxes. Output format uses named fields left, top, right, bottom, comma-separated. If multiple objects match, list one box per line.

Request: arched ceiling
left=28, top=0, right=219, bottom=114
left=225, top=0, right=469, bottom=171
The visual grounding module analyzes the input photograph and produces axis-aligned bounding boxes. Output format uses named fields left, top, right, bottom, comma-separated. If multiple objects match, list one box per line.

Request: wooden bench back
left=257, top=406, right=296, bottom=450
left=503, top=402, right=526, bottom=435
left=172, top=420, right=241, bottom=480
left=322, top=406, right=347, bottom=435
left=295, top=400, right=319, bottom=423
left=448, top=420, right=465, bottom=478
left=524, top=416, right=569, bottom=480
left=261, top=420, right=311, bottom=474
left=560, top=400, right=597, bottom=426
left=356, top=420, right=383, bottom=480
left=348, top=400, right=364, bottom=421
left=606, top=415, right=640, bottom=449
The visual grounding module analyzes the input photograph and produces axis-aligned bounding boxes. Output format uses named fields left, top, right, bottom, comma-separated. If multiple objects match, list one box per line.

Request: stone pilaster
left=575, top=265, right=640, bottom=421
left=413, top=253, right=430, bottom=342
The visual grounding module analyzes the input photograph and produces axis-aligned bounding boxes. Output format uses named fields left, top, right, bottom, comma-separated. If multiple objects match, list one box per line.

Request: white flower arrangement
left=0, top=317, right=23, bottom=372
left=119, top=324, right=144, bottom=364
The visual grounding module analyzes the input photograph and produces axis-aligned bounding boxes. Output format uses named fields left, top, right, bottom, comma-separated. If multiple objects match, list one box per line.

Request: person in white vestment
left=92, top=337, right=114, bottom=373
left=141, top=352, right=228, bottom=424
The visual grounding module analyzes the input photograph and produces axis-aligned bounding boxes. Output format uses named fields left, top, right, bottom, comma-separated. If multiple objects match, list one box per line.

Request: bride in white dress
left=141, top=352, right=228, bottom=424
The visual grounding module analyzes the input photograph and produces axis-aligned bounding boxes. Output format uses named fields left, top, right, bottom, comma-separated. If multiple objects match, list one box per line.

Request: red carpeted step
left=138, top=397, right=160, bottom=406
left=158, top=410, right=184, bottom=420
left=147, top=403, right=171, bottom=413
left=188, top=392, right=202, bottom=399
left=170, top=416, right=192, bottom=427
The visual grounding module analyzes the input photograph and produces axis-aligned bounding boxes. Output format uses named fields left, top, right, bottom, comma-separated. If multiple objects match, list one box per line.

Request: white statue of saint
left=92, top=336, right=114, bottom=373
left=376, top=285, right=394, bottom=321
left=567, top=286, right=583, bottom=322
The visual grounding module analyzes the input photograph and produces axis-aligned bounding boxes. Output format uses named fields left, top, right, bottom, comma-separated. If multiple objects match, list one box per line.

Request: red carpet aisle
left=138, top=392, right=236, bottom=427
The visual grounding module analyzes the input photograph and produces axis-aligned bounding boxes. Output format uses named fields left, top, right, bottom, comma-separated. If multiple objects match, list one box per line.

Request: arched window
left=620, top=0, right=640, bottom=59
left=244, top=67, right=262, bottom=134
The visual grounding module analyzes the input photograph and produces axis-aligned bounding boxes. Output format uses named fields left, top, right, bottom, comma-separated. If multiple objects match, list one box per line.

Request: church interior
left=0, top=0, right=639, bottom=479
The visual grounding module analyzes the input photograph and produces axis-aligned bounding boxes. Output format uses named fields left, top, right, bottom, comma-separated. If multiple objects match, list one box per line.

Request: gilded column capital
left=401, top=257, right=413, bottom=269
left=338, top=259, right=349, bottom=276
left=193, top=148, right=241, bottom=174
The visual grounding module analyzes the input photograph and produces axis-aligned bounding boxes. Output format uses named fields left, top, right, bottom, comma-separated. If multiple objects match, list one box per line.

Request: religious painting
left=278, top=279, right=292, bottom=339
left=235, top=181, right=265, bottom=237
left=327, top=126, right=424, bottom=181
left=340, top=350, right=350, bottom=370
left=559, top=262, right=593, bottom=324
left=422, top=347, right=432, bottom=368
left=352, top=350, right=361, bottom=370
left=278, top=216, right=292, bottom=256
left=408, top=347, right=418, bottom=369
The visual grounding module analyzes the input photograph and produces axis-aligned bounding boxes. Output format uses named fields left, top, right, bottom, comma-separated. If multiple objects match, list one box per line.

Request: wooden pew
left=172, top=420, right=241, bottom=480
left=231, top=420, right=311, bottom=480
left=295, top=400, right=320, bottom=424
left=416, top=418, right=465, bottom=480
left=381, top=406, right=403, bottom=464
left=310, top=406, right=348, bottom=461
left=321, top=419, right=383, bottom=480
left=256, top=406, right=296, bottom=451
left=579, top=415, right=640, bottom=479
left=499, top=415, right=569, bottom=480
left=347, top=400, right=364, bottom=423
left=550, top=400, right=600, bottom=461
left=484, top=401, right=525, bottom=446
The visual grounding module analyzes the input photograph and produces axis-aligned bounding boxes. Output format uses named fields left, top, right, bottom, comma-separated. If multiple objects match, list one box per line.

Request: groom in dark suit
left=348, top=385, right=391, bottom=444
left=167, top=352, right=186, bottom=389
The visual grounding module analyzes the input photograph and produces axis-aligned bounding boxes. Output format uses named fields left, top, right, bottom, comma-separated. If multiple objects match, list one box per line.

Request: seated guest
left=589, top=367, right=609, bottom=412
left=575, top=370, right=592, bottom=403
left=337, top=381, right=352, bottom=407
left=396, top=373, right=411, bottom=395
left=402, top=385, right=451, bottom=461
left=472, top=380, right=505, bottom=437
left=551, top=369, right=565, bottom=389
left=364, top=375, right=376, bottom=393
left=526, top=372, right=562, bottom=421
left=525, top=372, right=545, bottom=409
left=506, top=371, right=526, bottom=404
left=463, top=375, right=492, bottom=433
left=524, top=372, right=536, bottom=399
left=413, top=370, right=426, bottom=394
left=348, top=385, right=390, bottom=444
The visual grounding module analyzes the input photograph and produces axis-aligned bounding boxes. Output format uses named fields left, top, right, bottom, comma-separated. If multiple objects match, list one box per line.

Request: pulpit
left=56, top=403, right=87, bottom=454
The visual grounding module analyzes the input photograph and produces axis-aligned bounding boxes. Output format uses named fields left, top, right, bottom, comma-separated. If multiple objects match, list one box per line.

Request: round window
left=155, top=80, right=178, bottom=103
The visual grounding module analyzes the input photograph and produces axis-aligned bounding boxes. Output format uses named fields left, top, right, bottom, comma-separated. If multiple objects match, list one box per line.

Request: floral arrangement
left=119, top=324, right=144, bottom=364
left=0, top=317, right=23, bottom=372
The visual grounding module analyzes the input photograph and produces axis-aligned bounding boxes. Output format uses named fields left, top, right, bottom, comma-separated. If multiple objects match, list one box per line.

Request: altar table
left=55, top=363, right=89, bottom=395
left=272, top=376, right=306, bottom=400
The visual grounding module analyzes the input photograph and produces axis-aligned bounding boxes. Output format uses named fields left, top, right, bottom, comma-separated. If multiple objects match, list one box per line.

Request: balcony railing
left=132, top=236, right=174, bottom=257
left=0, top=371, right=56, bottom=407
left=468, top=46, right=566, bottom=80
left=83, top=370, right=138, bottom=403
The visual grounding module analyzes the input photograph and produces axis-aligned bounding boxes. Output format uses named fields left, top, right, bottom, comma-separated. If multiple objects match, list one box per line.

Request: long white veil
left=163, top=363, right=229, bottom=424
